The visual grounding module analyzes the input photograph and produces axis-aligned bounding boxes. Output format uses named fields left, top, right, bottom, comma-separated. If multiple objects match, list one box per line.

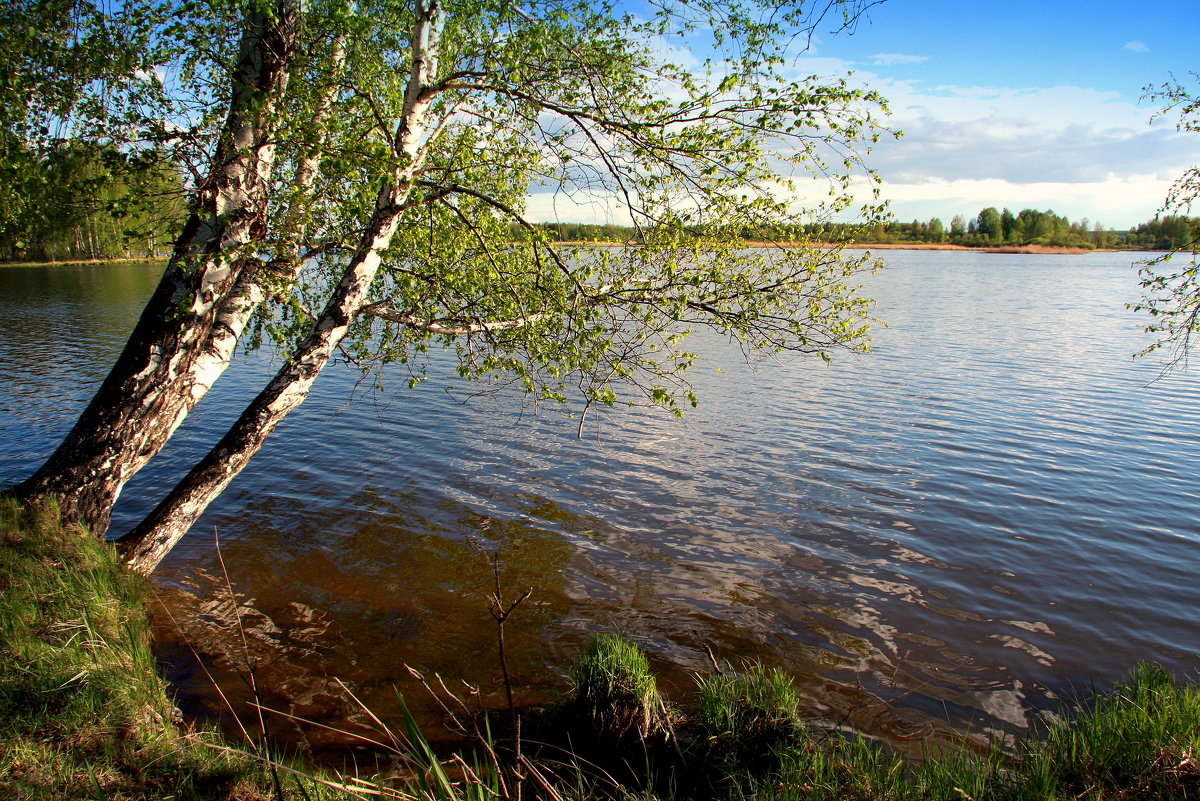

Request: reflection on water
left=2, top=251, right=1199, bottom=761
left=0, top=261, right=168, bottom=480
left=152, top=487, right=576, bottom=752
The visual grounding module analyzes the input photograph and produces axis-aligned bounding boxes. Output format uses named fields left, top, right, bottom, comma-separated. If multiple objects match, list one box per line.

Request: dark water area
left=2, top=252, right=1198, bottom=759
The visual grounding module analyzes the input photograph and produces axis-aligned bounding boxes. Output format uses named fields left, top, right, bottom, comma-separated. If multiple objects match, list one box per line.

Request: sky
left=529, top=0, right=1198, bottom=230
left=789, top=0, right=1198, bottom=229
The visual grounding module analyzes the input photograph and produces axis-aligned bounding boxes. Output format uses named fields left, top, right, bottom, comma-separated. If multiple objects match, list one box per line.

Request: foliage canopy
left=8, top=0, right=893, bottom=570
left=1132, top=72, right=1200, bottom=368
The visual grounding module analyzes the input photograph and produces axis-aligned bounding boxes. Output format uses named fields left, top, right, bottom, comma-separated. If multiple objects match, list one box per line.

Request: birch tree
left=8, top=0, right=893, bottom=574
left=1132, top=73, right=1200, bottom=369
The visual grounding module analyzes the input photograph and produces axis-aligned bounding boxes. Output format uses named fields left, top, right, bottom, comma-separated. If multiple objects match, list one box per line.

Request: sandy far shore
left=836, top=242, right=1096, bottom=254
left=0, top=256, right=167, bottom=269
left=747, top=241, right=1101, bottom=255
left=552, top=240, right=1106, bottom=255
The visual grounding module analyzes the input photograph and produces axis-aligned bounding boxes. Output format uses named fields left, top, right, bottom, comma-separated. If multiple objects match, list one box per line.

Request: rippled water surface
left=2, top=252, right=1198, bottom=755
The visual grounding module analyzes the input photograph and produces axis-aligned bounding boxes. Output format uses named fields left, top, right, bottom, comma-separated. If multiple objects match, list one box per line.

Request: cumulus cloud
left=850, top=80, right=1192, bottom=226
left=1123, top=40, right=1151, bottom=53
left=524, top=187, right=635, bottom=226
left=862, top=175, right=1175, bottom=229
left=868, top=116, right=1191, bottom=186
left=134, top=67, right=166, bottom=84
left=521, top=50, right=1194, bottom=229
left=871, top=53, right=928, bottom=66
left=778, top=59, right=1196, bottom=226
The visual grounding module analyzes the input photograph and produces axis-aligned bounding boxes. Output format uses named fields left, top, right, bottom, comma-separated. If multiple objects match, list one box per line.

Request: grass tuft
left=1010, top=662, right=1200, bottom=800
left=0, top=497, right=334, bottom=799
left=571, top=633, right=669, bottom=740
left=731, top=663, right=1200, bottom=801
left=697, top=664, right=803, bottom=762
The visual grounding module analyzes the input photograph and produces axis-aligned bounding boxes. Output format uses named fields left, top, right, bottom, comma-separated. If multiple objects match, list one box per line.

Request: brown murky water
left=3, top=252, right=1198, bottom=763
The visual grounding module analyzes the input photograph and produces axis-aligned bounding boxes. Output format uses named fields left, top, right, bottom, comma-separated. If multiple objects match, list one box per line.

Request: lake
left=1, top=250, right=1197, bottom=757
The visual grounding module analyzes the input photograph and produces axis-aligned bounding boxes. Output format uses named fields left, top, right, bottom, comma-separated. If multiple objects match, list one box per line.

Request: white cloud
left=865, top=175, right=1175, bottom=229
left=868, top=114, right=1190, bottom=184
left=1123, top=40, right=1151, bottom=53
left=849, top=77, right=1195, bottom=225
left=524, top=188, right=635, bottom=226
left=871, top=53, right=928, bottom=66
left=882, top=82, right=1147, bottom=129
left=518, top=51, right=1195, bottom=230
left=134, top=67, right=166, bottom=84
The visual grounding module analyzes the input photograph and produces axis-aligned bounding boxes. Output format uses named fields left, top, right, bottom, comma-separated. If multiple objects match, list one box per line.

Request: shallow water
left=1, top=251, right=1197, bottom=757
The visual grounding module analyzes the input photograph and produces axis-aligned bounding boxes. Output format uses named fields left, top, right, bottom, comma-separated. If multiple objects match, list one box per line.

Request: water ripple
left=1, top=251, right=1198, bottom=750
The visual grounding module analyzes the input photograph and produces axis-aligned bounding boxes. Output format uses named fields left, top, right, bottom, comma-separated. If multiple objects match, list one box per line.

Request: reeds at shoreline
left=2, top=498, right=1197, bottom=800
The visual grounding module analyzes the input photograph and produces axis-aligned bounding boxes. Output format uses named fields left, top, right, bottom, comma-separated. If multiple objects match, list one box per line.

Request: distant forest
left=0, top=142, right=184, bottom=263
left=536, top=208, right=1199, bottom=252
left=5, top=164, right=1198, bottom=263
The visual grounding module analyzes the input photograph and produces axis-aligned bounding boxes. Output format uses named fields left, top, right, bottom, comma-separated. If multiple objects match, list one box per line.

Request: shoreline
left=4, top=503, right=1200, bottom=800
left=550, top=240, right=1137, bottom=255
left=728, top=241, right=1127, bottom=255
left=839, top=241, right=1100, bottom=254
left=0, top=256, right=166, bottom=269
left=4, top=245, right=1145, bottom=268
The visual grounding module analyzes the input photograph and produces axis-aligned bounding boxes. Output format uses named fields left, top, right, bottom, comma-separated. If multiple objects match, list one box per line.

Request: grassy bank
left=0, top=498, right=352, bottom=800
left=2, top=499, right=1197, bottom=800
left=559, top=637, right=1200, bottom=800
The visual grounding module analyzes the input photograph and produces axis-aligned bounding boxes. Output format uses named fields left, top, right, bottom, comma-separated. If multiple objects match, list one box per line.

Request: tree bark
left=12, top=1, right=299, bottom=536
left=118, top=0, right=443, bottom=574
left=119, top=192, right=406, bottom=573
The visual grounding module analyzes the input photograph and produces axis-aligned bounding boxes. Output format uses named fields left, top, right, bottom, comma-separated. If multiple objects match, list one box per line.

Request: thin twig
left=213, top=529, right=285, bottom=801
left=487, top=552, right=533, bottom=801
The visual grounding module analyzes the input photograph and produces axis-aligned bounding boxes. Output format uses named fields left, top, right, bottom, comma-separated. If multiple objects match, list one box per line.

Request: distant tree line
left=533, top=208, right=1200, bottom=251
left=823, top=207, right=1110, bottom=248
left=1121, top=215, right=1199, bottom=251
left=0, top=143, right=185, bottom=262
left=9, top=193, right=1197, bottom=262
left=532, top=222, right=641, bottom=242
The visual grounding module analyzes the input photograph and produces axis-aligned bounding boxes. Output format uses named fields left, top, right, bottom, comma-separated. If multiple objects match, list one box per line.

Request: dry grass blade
left=199, top=740, right=407, bottom=799
left=247, top=700, right=399, bottom=754
left=336, top=676, right=406, bottom=753
left=148, top=583, right=257, bottom=746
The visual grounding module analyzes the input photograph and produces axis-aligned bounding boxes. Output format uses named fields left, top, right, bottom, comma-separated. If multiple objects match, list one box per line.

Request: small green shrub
left=1012, top=662, right=1200, bottom=800
left=697, top=664, right=804, bottom=764
left=571, top=633, right=668, bottom=739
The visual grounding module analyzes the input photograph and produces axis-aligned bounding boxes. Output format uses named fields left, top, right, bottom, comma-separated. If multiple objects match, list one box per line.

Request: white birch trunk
left=119, top=0, right=443, bottom=573
left=184, top=32, right=349, bottom=406
left=14, top=1, right=300, bottom=536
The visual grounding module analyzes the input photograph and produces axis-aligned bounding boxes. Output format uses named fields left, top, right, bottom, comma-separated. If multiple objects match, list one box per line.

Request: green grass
left=724, top=663, right=1200, bottom=801
left=0, top=497, right=348, bottom=800
left=1005, top=663, right=1200, bottom=800
left=2, top=498, right=1197, bottom=801
left=0, top=497, right=526, bottom=800
left=565, top=638, right=1199, bottom=801
left=697, top=664, right=803, bottom=763
left=571, top=633, right=670, bottom=740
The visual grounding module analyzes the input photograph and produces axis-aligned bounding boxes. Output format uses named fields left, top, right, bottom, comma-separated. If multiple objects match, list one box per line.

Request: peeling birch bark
left=183, top=31, right=349, bottom=408
left=119, top=0, right=443, bottom=573
left=119, top=196, right=404, bottom=573
left=13, top=1, right=299, bottom=536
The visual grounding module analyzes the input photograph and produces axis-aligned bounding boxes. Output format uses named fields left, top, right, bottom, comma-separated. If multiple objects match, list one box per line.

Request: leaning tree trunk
left=171, top=30, right=348, bottom=432
left=12, top=1, right=299, bottom=536
left=118, top=0, right=442, bottom=574
left=118, top=190, right=408, bottom=574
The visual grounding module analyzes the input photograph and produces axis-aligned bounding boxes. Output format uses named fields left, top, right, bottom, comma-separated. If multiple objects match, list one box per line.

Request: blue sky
left=800, top=0, right=1199, bottom=228
left=530, top=0, right=1198, bottom=229
left=826, top=0, right=1193, bottom=92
